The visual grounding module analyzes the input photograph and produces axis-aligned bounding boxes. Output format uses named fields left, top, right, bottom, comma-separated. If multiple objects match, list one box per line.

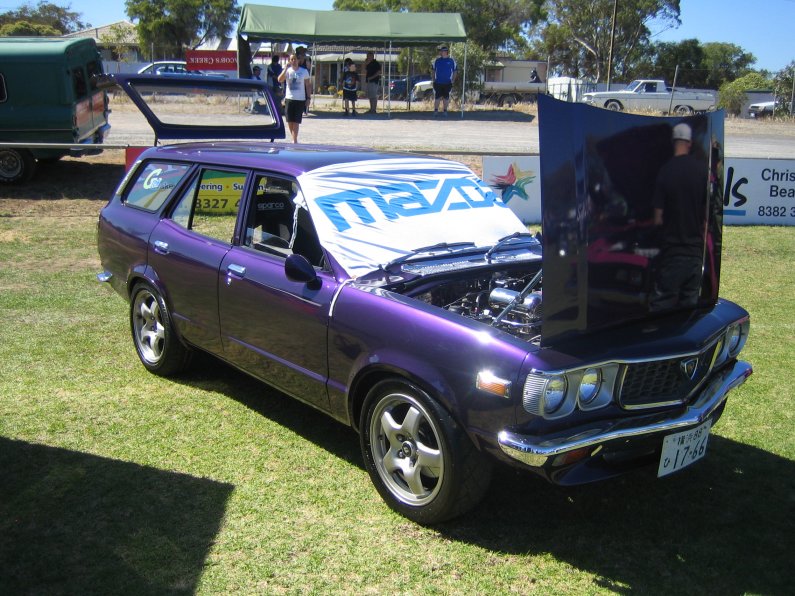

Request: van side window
left=124, top=162, right=191, bottom=212
left=171, top=168, right=245, bottom=244
left=87, top=61, right=102, bottom=91
left=0, top=75, right=6, bottom=103
left=72, top=67, right=87, bottom=99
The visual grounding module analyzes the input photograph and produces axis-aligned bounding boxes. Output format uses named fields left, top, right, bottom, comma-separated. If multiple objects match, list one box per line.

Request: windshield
left=297, top=157, right=527, bottom=278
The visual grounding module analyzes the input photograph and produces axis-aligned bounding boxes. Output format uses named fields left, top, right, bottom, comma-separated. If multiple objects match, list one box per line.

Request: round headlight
left=543, top=375, right=568, bottom=414
left=726, top=325, right=742, bottom=355
left=579, top=368, right=602, bottom=404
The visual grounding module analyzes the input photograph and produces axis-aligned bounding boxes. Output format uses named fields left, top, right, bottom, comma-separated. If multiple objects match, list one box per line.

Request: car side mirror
left=285, top=253, right=320, bottom=289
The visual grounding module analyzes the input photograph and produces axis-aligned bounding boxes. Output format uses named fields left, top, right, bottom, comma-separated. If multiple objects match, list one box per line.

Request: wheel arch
left=347, top=363, right=459, bottom=435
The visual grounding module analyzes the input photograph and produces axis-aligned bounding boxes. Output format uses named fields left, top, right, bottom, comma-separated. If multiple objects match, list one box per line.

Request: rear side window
left=171, top=168, right=246, bottom=243
left=125, top=162, right=191, bottom=212
left=72, top=67, right=87, bottom=99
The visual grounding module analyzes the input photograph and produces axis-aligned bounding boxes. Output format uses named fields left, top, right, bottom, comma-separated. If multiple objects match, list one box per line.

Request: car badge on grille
left=680, top=357, right=699, bottom=381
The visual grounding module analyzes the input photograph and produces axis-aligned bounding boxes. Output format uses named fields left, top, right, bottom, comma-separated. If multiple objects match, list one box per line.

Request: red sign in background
left=185, top=50, right=238, bottom=71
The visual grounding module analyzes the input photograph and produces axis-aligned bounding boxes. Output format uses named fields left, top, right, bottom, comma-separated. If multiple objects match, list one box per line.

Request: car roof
left=137, top=142, right=419, bottom=178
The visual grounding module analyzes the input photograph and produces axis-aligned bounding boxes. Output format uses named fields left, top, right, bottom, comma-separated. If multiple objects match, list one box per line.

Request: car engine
left=409, top=268, right=543, bottom=343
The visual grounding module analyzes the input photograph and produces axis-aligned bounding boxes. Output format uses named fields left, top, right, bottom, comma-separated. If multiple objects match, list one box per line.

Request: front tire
left=675, top=105, right=694, bottom=115
left=130, top=283, right=192, bottom=376
left=360, top=379, right=492, bottom=524
left=605, top=100, right=623, bottom=111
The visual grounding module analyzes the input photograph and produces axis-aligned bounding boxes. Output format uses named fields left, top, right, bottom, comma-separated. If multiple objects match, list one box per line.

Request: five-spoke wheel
left=130, top=283, right=192, bottom=376
left=360, top=379, right=492, bottom=524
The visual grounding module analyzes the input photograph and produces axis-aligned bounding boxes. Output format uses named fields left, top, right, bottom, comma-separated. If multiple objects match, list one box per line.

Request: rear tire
left=0, top=148, right=35, bottom=183
left=360, top=378, right=492, bottom=524
left=130, top=283, right=192, bottom=376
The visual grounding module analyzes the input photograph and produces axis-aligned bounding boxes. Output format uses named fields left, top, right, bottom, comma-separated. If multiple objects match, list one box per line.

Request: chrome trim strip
left=498, top=361, right=752, bottom=467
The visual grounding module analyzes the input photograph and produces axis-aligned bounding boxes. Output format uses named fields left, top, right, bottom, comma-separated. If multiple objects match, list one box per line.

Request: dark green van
left=0, top=37, right=110, bottom=183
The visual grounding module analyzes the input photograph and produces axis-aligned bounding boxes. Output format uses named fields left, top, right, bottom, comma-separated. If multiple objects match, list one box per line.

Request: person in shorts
left=432, top=45, right=457, bottom=116
left=277, top=54, right=311, bottom=143
left=341, top=60, right=360, bottom=116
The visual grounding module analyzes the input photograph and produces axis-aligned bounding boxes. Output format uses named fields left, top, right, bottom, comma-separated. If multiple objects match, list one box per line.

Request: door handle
left=153, top=240, right=169, bottom=254
left=227, top=264, right=246, bottom=277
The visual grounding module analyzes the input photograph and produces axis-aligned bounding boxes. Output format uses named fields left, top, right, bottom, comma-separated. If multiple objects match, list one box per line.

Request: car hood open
left=537, top=94, right=725, bottom=344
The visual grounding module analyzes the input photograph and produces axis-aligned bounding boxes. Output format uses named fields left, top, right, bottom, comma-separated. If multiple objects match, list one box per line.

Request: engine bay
left=407, top=267, right=544, bottom=343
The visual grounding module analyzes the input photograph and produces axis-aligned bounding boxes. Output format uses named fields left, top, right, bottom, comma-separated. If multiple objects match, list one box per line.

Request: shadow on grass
left=0, top=160, right=125, bottom=201
left=168, top=360, right=794, bottom=593
left=442, top=436, right=795, bottom=594
left=0, top=437, right=234, bottom=595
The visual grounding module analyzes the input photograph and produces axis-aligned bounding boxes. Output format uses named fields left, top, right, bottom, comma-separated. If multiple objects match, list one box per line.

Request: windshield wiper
left=484, top=232, right=537, bottom=263
left=384, top=241, right=477, bottom=271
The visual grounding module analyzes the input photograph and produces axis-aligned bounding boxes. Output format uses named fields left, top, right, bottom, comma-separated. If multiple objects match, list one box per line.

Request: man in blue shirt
left=432, top=45, right=457, bottom=116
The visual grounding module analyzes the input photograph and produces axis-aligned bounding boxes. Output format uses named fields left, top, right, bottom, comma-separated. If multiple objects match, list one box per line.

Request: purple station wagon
left=97, top=76, right=752, bottom=523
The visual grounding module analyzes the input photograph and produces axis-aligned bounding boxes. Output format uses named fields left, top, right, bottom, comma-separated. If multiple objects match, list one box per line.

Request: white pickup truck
left=581, top=79, right=715, bottom=114
left=410, top=59, right=547, bottom=106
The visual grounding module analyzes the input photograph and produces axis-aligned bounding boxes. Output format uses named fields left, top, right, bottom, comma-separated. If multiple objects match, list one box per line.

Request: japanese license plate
left=657, top=420, right=712, bottom=477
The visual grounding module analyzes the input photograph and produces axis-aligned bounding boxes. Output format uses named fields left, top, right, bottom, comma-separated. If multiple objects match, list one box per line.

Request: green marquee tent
left=236, top=4, right=468, bottom=113
left=237, top=4, right=467, bottom=45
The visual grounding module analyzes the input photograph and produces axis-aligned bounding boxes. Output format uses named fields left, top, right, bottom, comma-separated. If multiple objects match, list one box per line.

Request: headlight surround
left=715, top=318, right=751, bottom=366
left=578, top=368, right=602, bottom=404
left=727, top=319, right=750, bottom=358
left=543, top=375, right=568, bottom=414
left=524, top=365, right=618, bottom=419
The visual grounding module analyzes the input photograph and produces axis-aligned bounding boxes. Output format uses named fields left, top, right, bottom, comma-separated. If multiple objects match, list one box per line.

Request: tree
left=773, top=60, right=795, bottom=116
left=717, top=72, right=771, bottom=115
left=531, top=0, right=680, bottom=83
left=0, top=20, right=61, bottom=36
left=701, top=42, right=755, bottom=90
left=650, top=38, right=704, bottom=87
left=333, top=0, right=545, bottom=51
left=125, top=0, right=238, bottom=59
left=0, top=1, right=88, bottom=34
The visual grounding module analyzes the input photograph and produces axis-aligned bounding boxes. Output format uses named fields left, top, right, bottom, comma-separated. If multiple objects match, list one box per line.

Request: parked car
left=388, top=74, right=430, bottom=100
left=0, top=37, right=109, bottom=183
left=747, top=100, right=774, bottom=118
left=97, top=76, right=752, bottom=524
left=581, top=79, right=715, bottom=114
left=137, top=61, right=227, bottom=78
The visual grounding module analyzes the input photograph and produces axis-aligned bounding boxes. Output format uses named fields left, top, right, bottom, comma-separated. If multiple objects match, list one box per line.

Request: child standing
left=341, top=61, right=360, bottom=116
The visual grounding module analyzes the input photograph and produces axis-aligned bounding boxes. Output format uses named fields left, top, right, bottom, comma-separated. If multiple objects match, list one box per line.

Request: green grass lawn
left=0, top=192, right=793, bottom=594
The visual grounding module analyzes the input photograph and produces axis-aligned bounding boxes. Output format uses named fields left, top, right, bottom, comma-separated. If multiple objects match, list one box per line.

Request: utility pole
left=606, top=0, right=618, bottom=91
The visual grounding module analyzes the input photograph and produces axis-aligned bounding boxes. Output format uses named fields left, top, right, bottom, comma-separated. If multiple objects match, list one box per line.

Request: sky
left=7, top=0, right=794, bottom=73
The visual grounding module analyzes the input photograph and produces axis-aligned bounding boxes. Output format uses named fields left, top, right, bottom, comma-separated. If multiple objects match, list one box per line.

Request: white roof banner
left=297, top=157, right=527, bottom=278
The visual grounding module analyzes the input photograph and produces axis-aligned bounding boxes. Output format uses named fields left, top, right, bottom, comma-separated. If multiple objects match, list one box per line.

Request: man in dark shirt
left=364, top=51, right=381, bottom=114
left=650, top=122, right=708, bottom=311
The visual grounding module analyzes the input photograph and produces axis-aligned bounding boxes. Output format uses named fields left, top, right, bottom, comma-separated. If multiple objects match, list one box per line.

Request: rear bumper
left=498, top=360, right=752, bottom=469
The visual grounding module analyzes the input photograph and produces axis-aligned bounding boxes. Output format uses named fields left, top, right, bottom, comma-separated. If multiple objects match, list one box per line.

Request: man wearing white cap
left=650, top=122, right=708, bottom=311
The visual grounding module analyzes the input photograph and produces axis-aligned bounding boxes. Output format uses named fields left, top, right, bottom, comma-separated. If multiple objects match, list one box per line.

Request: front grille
left=619, top=342, right=719, bottom=409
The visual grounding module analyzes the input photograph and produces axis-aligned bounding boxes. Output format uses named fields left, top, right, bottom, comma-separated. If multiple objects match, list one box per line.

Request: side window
left=243, top=174, right=325, bottom=267
left=0, top=74, right=6, bottom=103
left=171, top=168, right=246, bottom=243
left=87, top=60, right=103, bottom=91
left=72, top=67, right=87, bottom=99
left=244, top=174, right=296, bottom=255
left=124, top=161, right=191, bottom=211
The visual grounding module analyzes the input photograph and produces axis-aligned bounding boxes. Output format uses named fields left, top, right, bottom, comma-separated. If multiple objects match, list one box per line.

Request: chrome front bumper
left=498, top=360, right=752, bottom=467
